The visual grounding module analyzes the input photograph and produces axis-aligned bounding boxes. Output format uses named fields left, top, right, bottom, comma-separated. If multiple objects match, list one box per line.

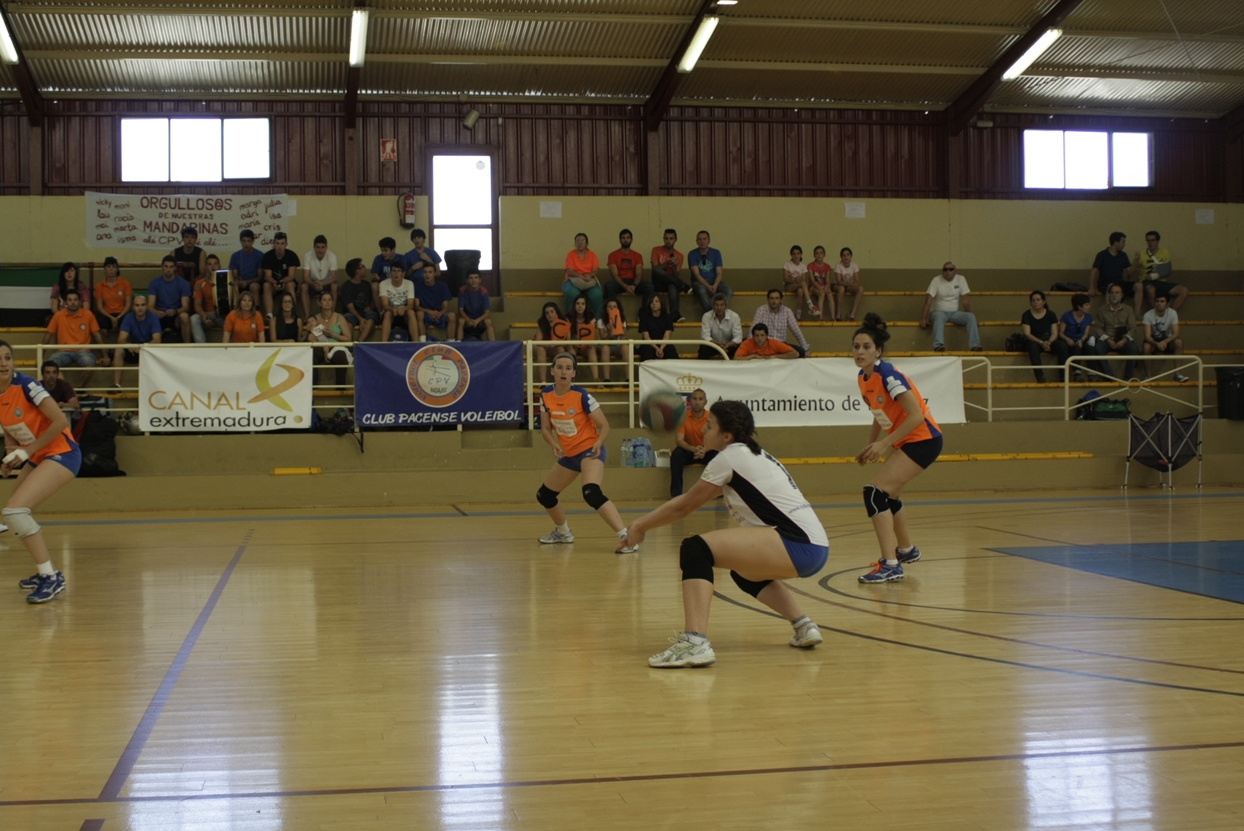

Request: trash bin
left=443, top=249, right=481, bottom=295
left=1216, top=367, right=1244, bottom=420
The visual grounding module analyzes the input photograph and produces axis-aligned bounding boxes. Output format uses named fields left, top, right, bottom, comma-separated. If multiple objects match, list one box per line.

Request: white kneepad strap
left=2, top=507, right=41, bottom=538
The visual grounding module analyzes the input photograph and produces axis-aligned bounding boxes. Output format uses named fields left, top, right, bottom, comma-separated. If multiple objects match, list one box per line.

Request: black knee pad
left=536, top=484, right=560, bottom=509
left=679, top=535, right=715, bottom=583
left=582, top=483, right=609, bottom=510
left=887, top=496, right=903, bottom=515
left=730, top=570, right=772, bottom=599
left=863, top=485, right=891, bottom=518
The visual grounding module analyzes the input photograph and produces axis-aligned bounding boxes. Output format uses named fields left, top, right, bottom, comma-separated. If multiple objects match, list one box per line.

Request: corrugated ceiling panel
left=729, top=0, right=1050, bottom=27
left=369, top=16, right=682, bottom=58
left=0, top=64, right=15, bottom=93
left=361, top=63, right=657, bottom=99
left=991, top=75, right=1244, bottom=112
left=678, top=68, right=969, bottom=107
left=1065, top=0, right=1244, bottom=35
left=10, top=12, right=347, bottom=51
left=1037, top=35, right=1244, bottom=73
left=370, top=0, right=698, bottom=13
left=705, top=25, right=1015, bottom=67
left=29, top=60, right=348, bottom=95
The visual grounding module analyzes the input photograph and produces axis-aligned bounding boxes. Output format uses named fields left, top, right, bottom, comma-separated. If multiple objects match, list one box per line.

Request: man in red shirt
left=650, top=228, right=690, bottom=322
left=735, top=323, right=797, bottom=361
left=605, top=229, right=654, bottom=307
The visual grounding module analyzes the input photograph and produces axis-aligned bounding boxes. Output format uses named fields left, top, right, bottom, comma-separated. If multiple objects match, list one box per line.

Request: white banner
left=139, top=346, right=314, bottom=432
left=638, top=358, right=966, bottom=427
left=86, top=191, right=291, bottom=251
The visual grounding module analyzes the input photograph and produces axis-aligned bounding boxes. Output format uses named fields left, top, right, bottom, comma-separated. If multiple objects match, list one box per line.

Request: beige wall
left=2, top=193, right=1240, bottom=273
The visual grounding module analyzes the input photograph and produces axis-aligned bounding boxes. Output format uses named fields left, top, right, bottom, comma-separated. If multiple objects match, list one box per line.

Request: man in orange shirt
left=669, top=388, right=717, bottom=497
left=191, top=253, right=225, bottom=343
left=734, top=323, right=797, bottom=361
left=93, top=256, right=132, bottom=340
left=44, top=289, right=108, bottom=387
left=650, top=228, right=690, bottom=322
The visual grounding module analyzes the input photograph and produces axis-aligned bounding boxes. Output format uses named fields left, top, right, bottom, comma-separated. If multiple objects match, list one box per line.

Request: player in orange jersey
left=852, top=314, right=943, bottom=584
left=0, top=340, right=81, bottom=603
left=536, top=352, right=635, bottom=552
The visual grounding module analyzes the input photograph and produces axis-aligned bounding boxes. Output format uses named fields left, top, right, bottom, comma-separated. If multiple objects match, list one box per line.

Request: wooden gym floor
left=1, top=488, right=1243, bottom=831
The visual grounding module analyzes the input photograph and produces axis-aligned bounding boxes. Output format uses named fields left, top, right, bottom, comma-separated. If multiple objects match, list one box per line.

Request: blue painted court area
left=994, top=541, right=1244, bottom=606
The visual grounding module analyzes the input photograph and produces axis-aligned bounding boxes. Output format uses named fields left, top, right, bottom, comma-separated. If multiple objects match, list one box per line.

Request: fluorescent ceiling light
left=0, top=14, right=20, bottom=65
left=716, top=1, right=739, bottom=5
left=349, top=9, right=370, bottom=68
left=1002, top=28, right=1061, bottom=81
left=677, top=15, right=719, bottom=74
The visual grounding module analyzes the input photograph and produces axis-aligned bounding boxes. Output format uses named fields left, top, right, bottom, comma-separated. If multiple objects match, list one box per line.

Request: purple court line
left=2, top=739, right=1242, bottom=807
left=96, top=532, right=253, bottom=802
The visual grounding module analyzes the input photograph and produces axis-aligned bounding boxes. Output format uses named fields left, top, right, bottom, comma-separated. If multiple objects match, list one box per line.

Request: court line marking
left=38, top=491, right=1244, bottom=529
left=96, top=531, right=253, bottom=802
left=713, top=592, right=1244, bottom=698
left=3, top=739, right=1243, bottom=807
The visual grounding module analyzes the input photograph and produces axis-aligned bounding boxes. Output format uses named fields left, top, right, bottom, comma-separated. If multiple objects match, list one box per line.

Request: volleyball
left=640, top=391, right=687, bottom=432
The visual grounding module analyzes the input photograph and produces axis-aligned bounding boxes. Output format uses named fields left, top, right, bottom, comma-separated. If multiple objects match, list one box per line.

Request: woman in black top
left=637, top=293, right=675, bottom=361
left=270, top=292, right=303, bottom=343
left=1022, top=290, right=1069, bottom=382
left=534, top=301, right=569, bottom=380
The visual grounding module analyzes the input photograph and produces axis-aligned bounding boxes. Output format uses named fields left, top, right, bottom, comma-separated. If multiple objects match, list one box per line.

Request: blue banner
left=353, top=341, right=524, bottom=427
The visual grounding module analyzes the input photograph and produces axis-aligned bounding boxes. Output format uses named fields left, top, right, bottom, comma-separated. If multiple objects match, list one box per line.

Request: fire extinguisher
left=398, top=192, right=417, bottom=229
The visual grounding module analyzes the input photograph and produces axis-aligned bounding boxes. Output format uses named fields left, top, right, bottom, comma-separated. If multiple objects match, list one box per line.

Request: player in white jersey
left=620, top=400, right=829, bottom=668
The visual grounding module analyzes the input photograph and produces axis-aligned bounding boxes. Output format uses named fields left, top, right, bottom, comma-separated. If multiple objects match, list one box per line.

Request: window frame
left=118, top=116, right=274, bottom=184
left=1022, top=128, right=1153, bottom=192
left=424, top=144, right=501, bottom=282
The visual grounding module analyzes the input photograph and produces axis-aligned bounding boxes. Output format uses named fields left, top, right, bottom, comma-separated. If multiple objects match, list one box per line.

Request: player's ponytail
left=711, top=400, right=761, bottom=455
left=854, top=313, right=890, bottom=354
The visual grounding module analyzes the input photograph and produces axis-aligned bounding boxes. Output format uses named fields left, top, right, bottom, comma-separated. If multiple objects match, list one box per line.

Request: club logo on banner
left=354, top=341, right=523, bottom=426
left=139, top=346, right=314, bottom=431
left=638, top=358, right=966, bottom=427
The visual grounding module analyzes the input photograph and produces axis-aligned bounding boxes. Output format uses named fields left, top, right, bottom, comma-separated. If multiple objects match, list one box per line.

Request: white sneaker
left=648, top=633, right=716, bottom=668
left=789, top=620, right=823, bottom=648
left=538, top=528, right=575, bottom=544
left=0, top=523, right=7, bottom=533
left=616, top=528, right=639, bottom=554
left=1174, top=373, right=1189, bottom=382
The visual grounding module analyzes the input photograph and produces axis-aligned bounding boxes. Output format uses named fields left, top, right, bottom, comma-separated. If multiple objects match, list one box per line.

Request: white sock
left=617, top=527, right=629, bottom=539
left=37, top=561, right=56, bottom=576
left=791, top=615, right=810, bottom=630
left=684, top=631, right=707, bottom=645
left=885, top=558, right=899, bottom=567
left=556, top=522, right=570, bottom=534
left=897, top=546, right=914, bottom=554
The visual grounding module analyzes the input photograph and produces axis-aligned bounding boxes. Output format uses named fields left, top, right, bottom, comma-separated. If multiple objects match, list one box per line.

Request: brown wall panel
left=0, top=104, right=28, bottom=194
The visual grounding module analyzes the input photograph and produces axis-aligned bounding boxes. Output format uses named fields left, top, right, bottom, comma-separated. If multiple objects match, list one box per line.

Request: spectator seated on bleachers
left=339, top=258, right=378, bottom=343
left=637, top=294, right=676, bottom=362
left=783, top=245, right=816, bottom=319
left=1058, top=293, right=1095, bottom=381
left=735, top=323, right=797, bottom=361
left=269, top=293, right=303, bottom=343
left=833, top=246, right=865, bottom=322
left=191, top=254, right=224, bottom=343
left=598, top=298, right=631, bottom=380
left=920, top=262, right=982, bottom=353
left=563, top=233, right=603, bottom=320
left=403, top=228, right=441, bottom=277
left=415, top=262, right=456, bottom=340
left=669, top=389, right=717, bottom=498
left=1022, top=290, right=1069, bottom=383
left=172, top=225, right=206, bottom=287
left=111, top=294, right=162, bottom=388
left=807, top=246, right=834, bottom=321
left=688, top=230, right=731, bottom=314
left=378, top=261, right=418, bottom=342
left=45, top=288, right=107, bottom=388
left=261, top=231, right=300, bottom=318
left=1089, top=231, right=1142, bottom=315
left=93, top=256, right=132, bottom=340
left=307, top=290, right=352, bottom=388
left=50, top=262, right=92, bottom=320
left=221, top=290, right=265, bottom=345
left=457, top=271, right=495, bottom=341
left=604, top=229, right=654, bottom=307
left=699, top=292, right=741, bottom=360
left=1089, top=283, right=1139, bottom=379
left=229, top=229, right=265, bottom=308
left=147, top=255, right=193, bottom=343
left=371, top=236, right=402, bottom=284
left=752, top=289, right=810, bottom=358
left=1135, top=230, right=1188, bottom=312
left=650, top=228, right=689, bottom=321
left=41, top=361, right=79, bottom=413
left=534, top=301, right=569, bottom=379
left=567, top=296, right=600, bottom=380
left=1142, top=294, right=1188, bottom=382
left=302, top=234, right=339, bottom=317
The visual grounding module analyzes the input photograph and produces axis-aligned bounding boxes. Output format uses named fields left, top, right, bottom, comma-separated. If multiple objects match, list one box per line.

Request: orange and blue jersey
left=858, top=360, right=940, bottom=447
left=0, top=372, right=76, bottom=463
left=540, top=384, right=601, bottom=456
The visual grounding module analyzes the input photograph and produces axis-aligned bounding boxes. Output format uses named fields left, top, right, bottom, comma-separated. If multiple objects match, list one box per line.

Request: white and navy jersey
left=700, top=442, right=828, bottom=546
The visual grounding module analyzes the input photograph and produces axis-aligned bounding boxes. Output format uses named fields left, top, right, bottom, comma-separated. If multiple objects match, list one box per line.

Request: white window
left=431, top=153, right=496, bottom=272
left=1023, top=130, right=1151, bottom=190
left=120, top=118, right=271, bottom=183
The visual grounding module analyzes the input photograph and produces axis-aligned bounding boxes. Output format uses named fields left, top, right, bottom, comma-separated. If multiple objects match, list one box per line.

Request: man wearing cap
left=171, top=226, right=206, bottom=286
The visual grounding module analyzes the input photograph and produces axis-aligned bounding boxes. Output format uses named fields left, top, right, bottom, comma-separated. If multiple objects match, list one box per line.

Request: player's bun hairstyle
left=710, top=400, right=761, bottom=455
left=854, top=313, right=891, bottom=353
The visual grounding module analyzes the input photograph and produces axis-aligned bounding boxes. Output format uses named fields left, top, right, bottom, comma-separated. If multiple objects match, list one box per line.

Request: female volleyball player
left=0, top=340, right=80, bottom=603
left=536, top=351, right=636, bottom=552
left=852, top=313, right=942, bottom=584
left=619, top=401, right=827, bottom=668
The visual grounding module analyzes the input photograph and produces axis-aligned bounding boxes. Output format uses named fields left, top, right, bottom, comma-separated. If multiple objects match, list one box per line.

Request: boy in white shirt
left=1141, top=294, right=1187, bottom=381
left=919, top=262, right=982, bottom=352
left=301, top=234, right=339, bottom=317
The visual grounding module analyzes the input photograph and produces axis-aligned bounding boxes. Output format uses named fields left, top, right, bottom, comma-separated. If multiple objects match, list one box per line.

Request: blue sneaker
left=18, top=574, right=42, bottom=590
left=859, top=561, right=904, bottom=584
left=896, top=546, right=921, bottom=565
left=26, top=572, right=65, bottom=604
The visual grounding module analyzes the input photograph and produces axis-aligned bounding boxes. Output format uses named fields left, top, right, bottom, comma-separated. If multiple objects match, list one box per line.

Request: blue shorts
left=782, top=537, right=829, bottom=579
left=423, top=312, right=451, bottom=331
left=557, top=445, right=608, bottom=472
left=29, top=440, right=82, bottom=476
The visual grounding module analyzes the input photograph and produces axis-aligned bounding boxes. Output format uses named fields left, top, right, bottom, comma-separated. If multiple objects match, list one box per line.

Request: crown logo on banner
left=676, top=373, right=704, bottom=393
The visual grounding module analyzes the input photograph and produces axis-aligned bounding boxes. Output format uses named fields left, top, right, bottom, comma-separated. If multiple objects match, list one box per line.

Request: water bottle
left=621, top=438, right=633, bottom=468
